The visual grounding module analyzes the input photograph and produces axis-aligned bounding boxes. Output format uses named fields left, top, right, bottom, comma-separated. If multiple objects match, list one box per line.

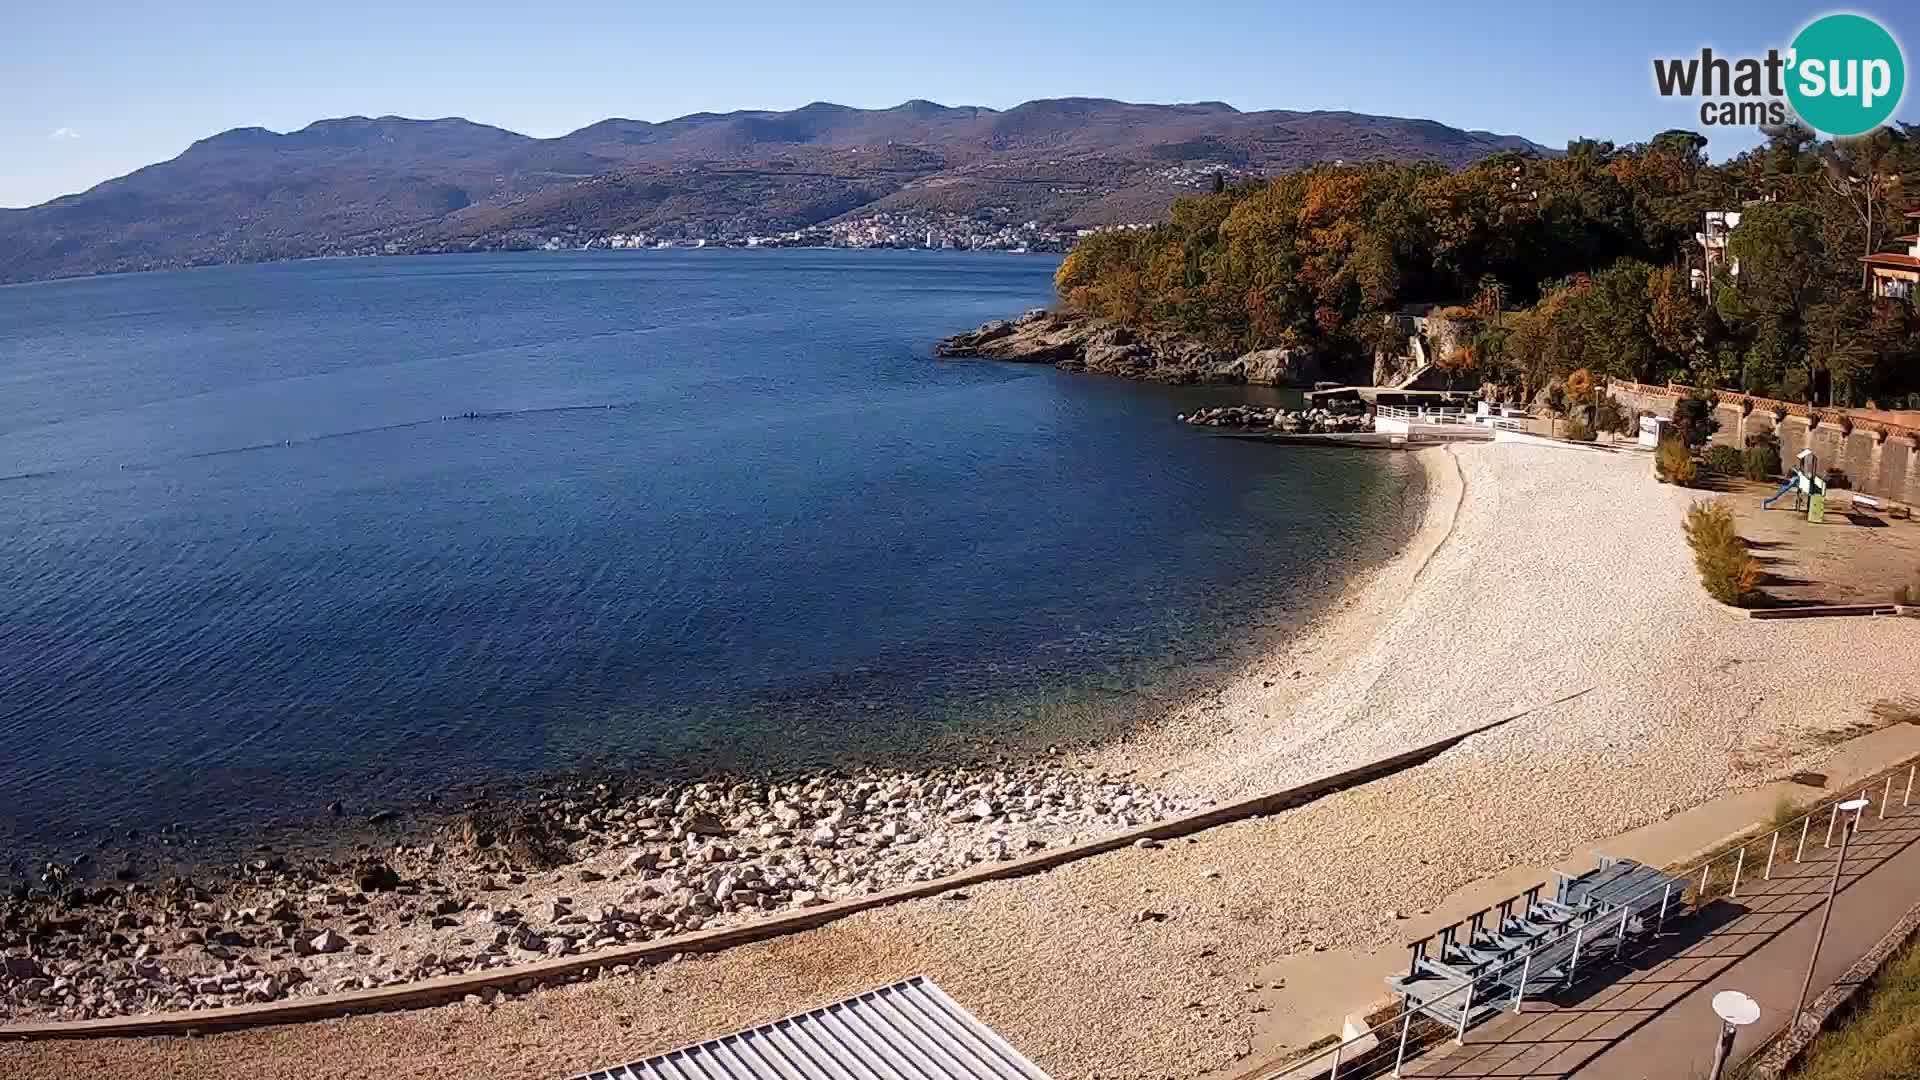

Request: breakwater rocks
left=935, top=309, right=1322, bottom=386
left=0, top=765, right=1209, bottom=1023
left=1179, top=405, right=1371, bottom=433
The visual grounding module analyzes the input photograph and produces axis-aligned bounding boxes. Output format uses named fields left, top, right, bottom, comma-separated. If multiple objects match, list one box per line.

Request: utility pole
left=1796, top=799, right=1871, bottom=1022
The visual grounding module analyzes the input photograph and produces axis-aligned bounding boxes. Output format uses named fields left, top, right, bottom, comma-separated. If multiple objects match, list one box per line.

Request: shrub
left=1655, top=438, right=1698, bottom=486
left=1594, top=396, right=1631, bottom=436
left=1744, top=444, right=1782, bottom=480
left=1702, top=444, right=1744, bottom=475
left=1672, top=393, right=1721, bottom=449
left=1898, top=574, right=1920, bottom=605
left=1684, top=500, right=1761, bottom=606
left=1565, top=418, right=1597, bottom=442
left=1744, top=431, right=1783, bottom=480
left=1787, top=916, right=1920, bottom=1080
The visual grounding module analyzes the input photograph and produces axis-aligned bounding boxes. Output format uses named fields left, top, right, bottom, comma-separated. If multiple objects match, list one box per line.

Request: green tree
left=1570, top=260, right=1659, bottom=381
left=1672, top=393, right=1721, bottom=449
left=1721, top=203, right=1826, bottom=401
left=1647, top=265, right=1701, bottom=375
left=1817, top=132, right=1904, bottom=290
left=1808, top=290, right=1876, bottom=406
left=1046, top=125, right=1920, bottom=407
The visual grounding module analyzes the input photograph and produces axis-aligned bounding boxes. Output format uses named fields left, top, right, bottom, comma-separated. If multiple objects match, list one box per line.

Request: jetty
left=1206, top=402, right=1518, bottom=449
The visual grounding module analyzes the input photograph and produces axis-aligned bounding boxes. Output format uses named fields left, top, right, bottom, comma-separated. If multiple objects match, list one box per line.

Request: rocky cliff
left=935, top=310, right=1322, bottom=386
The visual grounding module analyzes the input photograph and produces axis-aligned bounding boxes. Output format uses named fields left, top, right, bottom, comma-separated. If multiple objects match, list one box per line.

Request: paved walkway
left=1403, top=773, right=1920, bottom=1079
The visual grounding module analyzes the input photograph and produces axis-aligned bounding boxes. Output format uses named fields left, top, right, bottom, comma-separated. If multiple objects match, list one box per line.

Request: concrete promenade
left=1404, top=770, right=1920, bottom=1078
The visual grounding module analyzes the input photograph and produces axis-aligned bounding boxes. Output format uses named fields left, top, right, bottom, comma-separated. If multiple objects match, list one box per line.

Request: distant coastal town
left=587, top=211, right=1087, bottom=253
left=457, top=163, right=1244, bottom=256
left=472, top=210, right=1162, bottom=257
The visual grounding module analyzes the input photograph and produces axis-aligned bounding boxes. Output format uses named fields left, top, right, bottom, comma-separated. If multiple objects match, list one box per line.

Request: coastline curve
left=0, top=686, right=1590, bottom=1043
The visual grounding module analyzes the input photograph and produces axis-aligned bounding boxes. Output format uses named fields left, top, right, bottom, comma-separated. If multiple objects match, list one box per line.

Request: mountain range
left=0, top=99, right=1550, bottom=284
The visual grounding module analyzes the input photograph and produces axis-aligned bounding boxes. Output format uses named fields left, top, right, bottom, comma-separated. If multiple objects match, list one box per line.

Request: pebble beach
left=8, top=439, right=1920, bottom=1080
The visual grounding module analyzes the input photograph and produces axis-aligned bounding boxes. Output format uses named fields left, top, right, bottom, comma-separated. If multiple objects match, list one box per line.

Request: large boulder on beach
left=1226, top=346, right=1321, bottom=387
left=1149, top=339, right=1232, bottom=382
left=1083, top=342, right=1153, bottom=373
left=679, top=812, right=727, bottom=837
left=934, top=309, right=1099, bottom=365
left=352, top=859, right=401, bottom=892
left=937, top=309, right=1260, bottom=385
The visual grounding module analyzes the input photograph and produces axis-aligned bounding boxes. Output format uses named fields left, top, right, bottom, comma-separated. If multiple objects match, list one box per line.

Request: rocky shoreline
left=0, top=763, right=1208, bottom=1024
left=1178, top=404, right=1370, bottom=434
left=0, top=309, right=1394, bottom=1034
left=935, top=309, right=1323, bottom=386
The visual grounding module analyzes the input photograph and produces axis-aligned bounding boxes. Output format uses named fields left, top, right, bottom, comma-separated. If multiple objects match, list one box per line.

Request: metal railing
left=1373, top=404, right=1525, bottom=434
left=1373, top=406, right=1486, bottom=434
left=1375, top=405, right=1476, bottom=424
left=1257, top=758, right=1920, bottom=1080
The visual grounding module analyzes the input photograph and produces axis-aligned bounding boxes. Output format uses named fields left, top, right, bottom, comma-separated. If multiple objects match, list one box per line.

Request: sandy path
left=10, top=441, right=1919, bottom=1080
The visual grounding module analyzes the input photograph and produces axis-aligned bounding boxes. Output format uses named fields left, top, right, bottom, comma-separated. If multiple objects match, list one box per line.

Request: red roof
left=1863, top=252, right=1920, bottom=269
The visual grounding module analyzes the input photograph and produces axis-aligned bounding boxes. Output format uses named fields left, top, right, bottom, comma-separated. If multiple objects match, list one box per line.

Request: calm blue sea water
left=0, top=250, right=1416, bottom=858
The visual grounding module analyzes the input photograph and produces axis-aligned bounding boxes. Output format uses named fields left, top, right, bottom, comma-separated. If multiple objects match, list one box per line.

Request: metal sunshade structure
left=574, top=977, right=1054, bottom=1080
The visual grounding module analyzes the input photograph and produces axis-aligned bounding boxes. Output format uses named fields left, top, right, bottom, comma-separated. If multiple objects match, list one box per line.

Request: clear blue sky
left=5, top=0, right=1917, bottom=208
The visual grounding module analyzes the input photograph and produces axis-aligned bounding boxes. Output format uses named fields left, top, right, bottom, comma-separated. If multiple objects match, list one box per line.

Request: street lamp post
left=1795, top=798, right=1872, bottom=1024
left=1708, top=990, right=1760, bottom=1080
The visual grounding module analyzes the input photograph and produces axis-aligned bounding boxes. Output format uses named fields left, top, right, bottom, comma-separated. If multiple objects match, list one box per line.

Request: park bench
left=1555, top=856, right=1685, bottom=914
left=1386, top=858, right=1691, bottom=1032
left=1386, top=885, right=1576, bottom=1027
left=1496, top=858, right=1689, bottom=1000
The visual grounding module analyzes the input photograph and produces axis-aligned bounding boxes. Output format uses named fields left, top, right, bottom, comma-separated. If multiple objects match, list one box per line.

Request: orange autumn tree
left=1048, top=128, right=1920, bottom=401
left=1565, top=367, right=1595, bottom=407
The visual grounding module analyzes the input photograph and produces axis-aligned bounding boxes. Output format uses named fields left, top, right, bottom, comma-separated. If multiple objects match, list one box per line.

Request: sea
left=0, top=249, right=1419, bottom=868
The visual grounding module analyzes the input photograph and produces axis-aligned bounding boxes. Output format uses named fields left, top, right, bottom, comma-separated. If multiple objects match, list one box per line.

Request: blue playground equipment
left=1762, top=449, right=1826, bottom=520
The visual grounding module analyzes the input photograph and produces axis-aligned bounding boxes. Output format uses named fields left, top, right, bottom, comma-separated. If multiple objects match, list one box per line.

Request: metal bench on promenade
left=1386, top=857, right=1691, bottom=1032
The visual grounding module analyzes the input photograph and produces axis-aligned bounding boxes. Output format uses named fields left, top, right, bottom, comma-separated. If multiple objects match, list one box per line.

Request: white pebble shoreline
left=5, top=442, right=1918, bottom=1080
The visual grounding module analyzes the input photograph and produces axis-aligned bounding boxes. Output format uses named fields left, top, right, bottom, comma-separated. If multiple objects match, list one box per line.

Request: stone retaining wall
left=1606, top=381, right=1920, bottom=505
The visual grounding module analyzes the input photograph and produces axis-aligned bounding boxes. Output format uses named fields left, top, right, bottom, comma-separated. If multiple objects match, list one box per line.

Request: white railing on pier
left=1375, top=405, right=1476, bottom=425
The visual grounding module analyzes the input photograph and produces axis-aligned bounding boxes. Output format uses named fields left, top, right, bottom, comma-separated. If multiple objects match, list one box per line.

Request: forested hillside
left=1055, top=126, right=1920, bottom=408
left=0, top=100, right=1545, bottom=285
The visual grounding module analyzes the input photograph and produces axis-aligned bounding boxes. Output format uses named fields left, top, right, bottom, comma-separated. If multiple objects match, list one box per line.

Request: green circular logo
left=1787, top=14, right=1905, bottom=136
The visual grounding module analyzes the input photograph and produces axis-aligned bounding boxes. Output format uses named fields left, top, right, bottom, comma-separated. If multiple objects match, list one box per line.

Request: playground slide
left=1762, top=474, right=1798, bottom=509
left=1762, top=469, right=1829, bottom=511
